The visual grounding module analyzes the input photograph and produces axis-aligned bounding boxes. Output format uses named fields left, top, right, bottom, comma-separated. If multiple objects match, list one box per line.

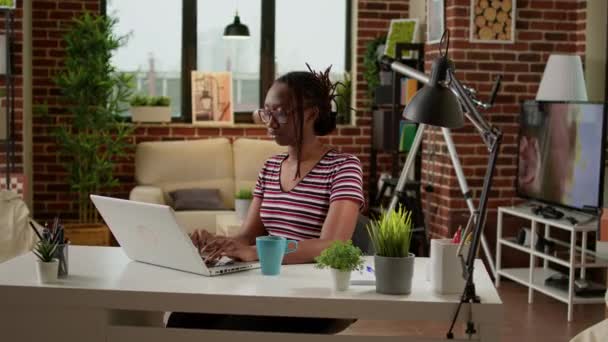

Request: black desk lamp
left=382, top=30, right=503, bottom=339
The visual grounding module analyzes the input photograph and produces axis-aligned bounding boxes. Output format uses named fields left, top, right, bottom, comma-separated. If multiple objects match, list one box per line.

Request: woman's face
left=261, top=82, right=316, bottom=146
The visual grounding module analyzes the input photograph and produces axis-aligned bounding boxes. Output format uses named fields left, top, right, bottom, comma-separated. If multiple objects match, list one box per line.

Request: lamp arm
left=447, top=70, right=498, bottom=149
left=381, top=56, right=429, bottom=85
left=381, top=57, right=500, bottom=149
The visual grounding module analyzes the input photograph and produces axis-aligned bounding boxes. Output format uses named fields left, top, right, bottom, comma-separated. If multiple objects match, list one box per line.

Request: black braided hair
left=276, top=64, right=339, bottom=179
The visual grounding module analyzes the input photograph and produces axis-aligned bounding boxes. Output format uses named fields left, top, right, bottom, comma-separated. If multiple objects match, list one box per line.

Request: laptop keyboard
left=201, top=255, right=234, bottom=267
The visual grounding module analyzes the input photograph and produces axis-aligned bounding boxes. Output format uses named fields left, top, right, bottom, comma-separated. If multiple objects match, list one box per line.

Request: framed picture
left=427, top=0, right=445, bottom=44
left=0, top=0, right=15, bottom=9
left=384, top=19, right=419, bottom=59
left=191, top=71, right=233, bottom=125
left=470, top=0, right=515, bottom=43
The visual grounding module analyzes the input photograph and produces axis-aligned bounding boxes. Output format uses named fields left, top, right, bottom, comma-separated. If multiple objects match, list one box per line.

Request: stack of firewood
left=472, top=0, right=513, bottom=41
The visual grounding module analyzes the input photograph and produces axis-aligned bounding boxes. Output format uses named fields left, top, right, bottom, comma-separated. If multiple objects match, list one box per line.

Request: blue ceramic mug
left=256, top=236, right=298, bottom=275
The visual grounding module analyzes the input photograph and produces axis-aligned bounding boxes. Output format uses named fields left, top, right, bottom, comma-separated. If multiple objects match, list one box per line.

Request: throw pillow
left=168, top=188, right=226, bottom=211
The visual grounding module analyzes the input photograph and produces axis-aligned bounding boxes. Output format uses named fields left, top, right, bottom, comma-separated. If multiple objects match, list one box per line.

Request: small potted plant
left=234, top=188, right=253, bottom=220
left=315, top=240, right=364, bottom=291
left=366, top=206, right=414, bottom=294
left=130, top=95, right=172, bottom=123
left=33, top=239, right=59, bottom=283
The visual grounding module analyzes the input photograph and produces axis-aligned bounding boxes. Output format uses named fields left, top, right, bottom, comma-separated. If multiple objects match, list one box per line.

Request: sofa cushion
left=233, top=138, right=286, bottom=194
left=135, top=138, right=235, bottom=209
left=169, top=188, right=226, bottom=211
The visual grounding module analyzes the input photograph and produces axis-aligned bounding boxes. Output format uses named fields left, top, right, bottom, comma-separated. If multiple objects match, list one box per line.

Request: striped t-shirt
left=253, top=150, right=365, bottom=241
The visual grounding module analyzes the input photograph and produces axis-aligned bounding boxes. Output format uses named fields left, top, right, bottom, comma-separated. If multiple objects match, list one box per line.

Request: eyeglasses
left=255, top=108, right=289, bottom=124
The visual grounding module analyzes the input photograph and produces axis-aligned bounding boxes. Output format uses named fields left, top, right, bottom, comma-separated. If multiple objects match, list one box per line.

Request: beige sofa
left=129, top=137, right=285, bottom=234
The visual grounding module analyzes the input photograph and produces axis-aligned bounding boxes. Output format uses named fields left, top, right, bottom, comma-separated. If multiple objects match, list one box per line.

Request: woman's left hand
left=222, top=242, right=258, bottom=262
left=204, top=238, right=258, bottom=263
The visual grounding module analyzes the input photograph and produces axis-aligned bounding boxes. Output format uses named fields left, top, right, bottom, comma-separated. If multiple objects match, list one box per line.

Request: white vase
left=331, top=268, right=351, bottom=291
left=234, top=199, right=252, bottom=220
left=131, top=106, right=171, bottom=123
left=36, top=259, right=59, bottom=284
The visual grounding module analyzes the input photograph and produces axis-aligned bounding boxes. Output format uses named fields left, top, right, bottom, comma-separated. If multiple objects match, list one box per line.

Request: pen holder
left=53, top=242, right=69, bottom=278
left=430, top=239, right=468, bottom=294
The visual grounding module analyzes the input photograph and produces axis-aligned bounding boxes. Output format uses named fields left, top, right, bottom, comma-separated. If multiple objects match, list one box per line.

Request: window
left=275, top=0, right=347, bottom=81
left=105, top=0, right=351, bottom=123
left=107, top=0, right=183, bottom=118
left=197, top=0, right=261, bottom=113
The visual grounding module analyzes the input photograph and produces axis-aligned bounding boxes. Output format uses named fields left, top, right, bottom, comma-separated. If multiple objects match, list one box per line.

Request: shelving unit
left=368, top=43, right=427, bottom=256
left=495, top=203, right=606, bottom=321
left=369, top=43, right=424, bottom=206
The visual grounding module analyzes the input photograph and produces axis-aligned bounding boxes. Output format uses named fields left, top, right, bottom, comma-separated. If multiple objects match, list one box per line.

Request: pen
left=29, top=221, right=44, bottom=241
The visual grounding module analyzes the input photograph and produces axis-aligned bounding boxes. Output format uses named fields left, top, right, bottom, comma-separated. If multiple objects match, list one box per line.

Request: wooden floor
left=345, top=280, right=606, bottom=341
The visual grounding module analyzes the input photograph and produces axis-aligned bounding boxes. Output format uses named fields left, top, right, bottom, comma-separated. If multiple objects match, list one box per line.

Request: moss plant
left=235, top=188, right=253, bottom=200
left=315, top=240, right=364, bottom=272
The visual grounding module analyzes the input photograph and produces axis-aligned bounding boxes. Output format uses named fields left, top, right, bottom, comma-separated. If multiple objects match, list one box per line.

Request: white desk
left=0, top=246, right=502, bottom=342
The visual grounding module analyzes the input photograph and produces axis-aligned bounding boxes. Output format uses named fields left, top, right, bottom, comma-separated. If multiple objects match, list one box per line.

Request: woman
left=167, top=65, right=365, bottom=333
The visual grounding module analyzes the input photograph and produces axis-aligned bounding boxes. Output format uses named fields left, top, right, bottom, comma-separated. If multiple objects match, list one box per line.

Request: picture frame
left=384, top=19, right=419, bottom=59
left=427, top=0, right=445, bottom=44
left=469, top=0, right=516, bottom=43
left=0, top=0, right=15, bottom=9
left=191, top=71, right=233, bottom=125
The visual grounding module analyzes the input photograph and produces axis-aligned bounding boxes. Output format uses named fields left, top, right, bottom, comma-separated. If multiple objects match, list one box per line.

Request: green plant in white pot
left=367, top=206, right=414, bottom=294
left=234, top=188, right=253, bottom=220
left=130, top=95, right=171, bottom=123
left=33, top=239, right=59, bottom=283
left=315, top=240, right=364, bottom=291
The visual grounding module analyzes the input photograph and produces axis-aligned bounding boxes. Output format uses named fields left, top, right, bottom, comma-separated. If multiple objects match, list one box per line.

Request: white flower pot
left=36, top=259, right=59, bottom=284
left=234, top=199, right=252, bottom=220
left=131, top=106, right=171, bottom=123
left=330, top=268, right=351, bottom=291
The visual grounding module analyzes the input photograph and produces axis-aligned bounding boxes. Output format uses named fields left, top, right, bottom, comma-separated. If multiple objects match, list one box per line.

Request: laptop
left=90, top=195, right=260, bottom=276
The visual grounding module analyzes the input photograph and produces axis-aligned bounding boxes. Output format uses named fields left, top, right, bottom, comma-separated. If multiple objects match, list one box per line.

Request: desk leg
left=495, top=210, right=503, bottom=288
left=568, top=230, right=576, bottom=322
left=528, top=220, right=537, bottom=304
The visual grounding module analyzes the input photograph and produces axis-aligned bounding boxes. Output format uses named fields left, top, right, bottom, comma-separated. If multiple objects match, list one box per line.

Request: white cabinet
left=495, top=203, right=606, bottom=321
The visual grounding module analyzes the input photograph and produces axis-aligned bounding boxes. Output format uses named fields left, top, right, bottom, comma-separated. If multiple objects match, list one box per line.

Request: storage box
left=430, top=238, right=468, bottom=294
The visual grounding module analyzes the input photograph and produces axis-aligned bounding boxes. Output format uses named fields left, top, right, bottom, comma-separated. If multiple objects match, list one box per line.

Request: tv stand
left=496, top=202, right=605, bottom=321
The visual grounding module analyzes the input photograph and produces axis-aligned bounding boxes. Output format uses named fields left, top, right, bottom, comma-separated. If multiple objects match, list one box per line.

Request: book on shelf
left=399, top=121, right=417, bottom=152
left=400, top=78, right=418, bottom=106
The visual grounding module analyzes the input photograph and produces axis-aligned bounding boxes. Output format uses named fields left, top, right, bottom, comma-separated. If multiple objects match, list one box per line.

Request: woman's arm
left=233, top=197, right=266, bottom=244
left=282, top=199, right=360, bottom=264
left=221, top=199, right=360, bottom=263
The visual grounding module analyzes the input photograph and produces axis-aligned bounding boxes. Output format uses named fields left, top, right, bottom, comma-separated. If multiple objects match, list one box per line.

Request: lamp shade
left=403, top=56, right=464, bottom=129
left=223, top=13, right=250, bottom=39
left=536, top=54, right=587, bottom=101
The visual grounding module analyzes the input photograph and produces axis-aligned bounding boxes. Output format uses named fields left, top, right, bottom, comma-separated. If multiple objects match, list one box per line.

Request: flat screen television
left=517, top=101, right=607, bottom=210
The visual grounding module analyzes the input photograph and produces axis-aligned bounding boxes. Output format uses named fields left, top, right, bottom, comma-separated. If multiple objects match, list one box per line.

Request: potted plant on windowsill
left=335, top=72, right=352, bottom=125
left=234, top=188, right=253, bottom=220
left=130, top=95, right=171, bottom=123
left=33, top=239, right=59, bottom=283
left=52, top=13, right=134, bottom=245
left=315, top=240, right=364, bottom=291
left=367, top=206, right=415, bottom=295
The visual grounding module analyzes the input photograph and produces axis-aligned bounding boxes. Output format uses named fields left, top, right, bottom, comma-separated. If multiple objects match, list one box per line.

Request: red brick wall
left=29, top=0, right=409, bottom=220
left=421, top=0, right=587, bottom=240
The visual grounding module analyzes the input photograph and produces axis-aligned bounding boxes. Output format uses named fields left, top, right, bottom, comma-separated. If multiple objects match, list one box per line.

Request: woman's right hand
left=189, top=229, right=219, bottom=251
